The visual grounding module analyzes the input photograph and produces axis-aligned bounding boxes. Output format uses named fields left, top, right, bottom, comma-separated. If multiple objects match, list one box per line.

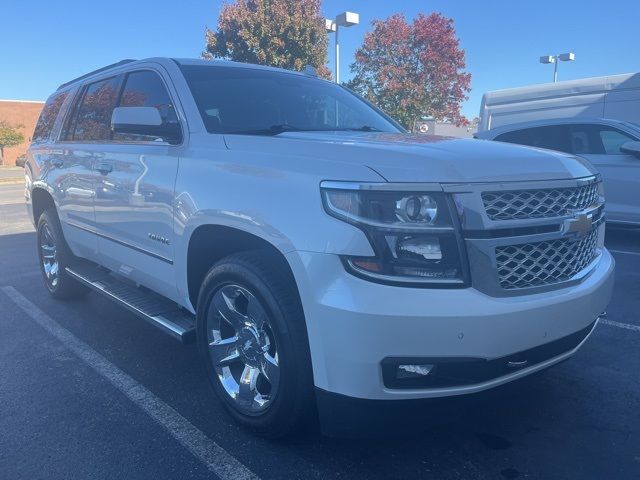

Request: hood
left=223, top=132, right=597, bottom=183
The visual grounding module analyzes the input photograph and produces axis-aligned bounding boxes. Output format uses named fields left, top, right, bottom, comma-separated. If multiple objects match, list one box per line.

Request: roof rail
left=57, top=59, right=137, bottom=91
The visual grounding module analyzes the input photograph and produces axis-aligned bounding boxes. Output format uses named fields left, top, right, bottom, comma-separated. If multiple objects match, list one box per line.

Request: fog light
left=397, top=364, right=434, bottom=379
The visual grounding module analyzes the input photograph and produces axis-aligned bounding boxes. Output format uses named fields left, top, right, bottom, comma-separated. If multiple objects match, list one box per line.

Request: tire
left=196, top=251, right=314, bottom=437
left=36, top=209, right=89, bottom=300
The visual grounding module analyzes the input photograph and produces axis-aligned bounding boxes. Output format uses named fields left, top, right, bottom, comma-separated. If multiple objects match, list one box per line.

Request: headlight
left=395, top=195, right=438, bottom=224
left=321, top=182, right=469, bottom=286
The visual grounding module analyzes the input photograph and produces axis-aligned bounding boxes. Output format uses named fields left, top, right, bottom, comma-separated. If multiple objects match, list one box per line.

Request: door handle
left=95, top=162, right=113, bottom=175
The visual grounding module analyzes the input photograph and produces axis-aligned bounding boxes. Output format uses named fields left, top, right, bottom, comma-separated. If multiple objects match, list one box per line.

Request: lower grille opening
left=381, top=321, right=595, bottom=389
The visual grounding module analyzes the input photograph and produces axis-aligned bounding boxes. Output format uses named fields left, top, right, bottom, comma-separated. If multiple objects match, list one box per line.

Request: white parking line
left=0, top=286, right=260, bottom=480
left=600, top=318, right=640, bottom=333
left=609, top=249, right=640, bottom=257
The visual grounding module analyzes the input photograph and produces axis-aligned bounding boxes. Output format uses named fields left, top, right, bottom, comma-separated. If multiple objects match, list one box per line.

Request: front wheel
left=196, top=251, right=314, bottom=437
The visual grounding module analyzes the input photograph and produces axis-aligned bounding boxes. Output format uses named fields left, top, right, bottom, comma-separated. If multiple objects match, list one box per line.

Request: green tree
left=347, top=13, right=471, bottom=131
left=0, top=121, right=25, bottom=165
left=203, top=0, right=331, bottom=78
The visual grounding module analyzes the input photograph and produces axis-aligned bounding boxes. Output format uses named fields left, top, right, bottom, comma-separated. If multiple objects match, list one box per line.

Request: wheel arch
left=31, top=186, right=57, bottom=223
left=185, top=224, right=299, bottom=310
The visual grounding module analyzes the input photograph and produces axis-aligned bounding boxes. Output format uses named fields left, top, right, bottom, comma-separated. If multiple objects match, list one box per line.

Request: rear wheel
left=37, top=209, right=89, bottom=300
left=196, top=251, right=314, bottom=437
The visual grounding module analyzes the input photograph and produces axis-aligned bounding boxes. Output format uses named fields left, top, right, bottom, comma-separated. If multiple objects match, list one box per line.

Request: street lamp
left=539, top=52, right=575, bottom=83
left=326, top=11, right=359, bottom=83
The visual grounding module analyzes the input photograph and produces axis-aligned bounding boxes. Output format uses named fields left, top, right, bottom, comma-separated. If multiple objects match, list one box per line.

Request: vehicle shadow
left=284, top=372, right=567, bottom=479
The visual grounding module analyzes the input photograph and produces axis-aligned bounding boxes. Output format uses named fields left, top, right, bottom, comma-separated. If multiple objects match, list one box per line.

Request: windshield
left=179, top=64, right=402, bottom=135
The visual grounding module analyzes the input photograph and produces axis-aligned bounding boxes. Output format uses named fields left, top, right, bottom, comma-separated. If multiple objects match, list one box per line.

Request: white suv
left=26, top=58, right=614, bottom=437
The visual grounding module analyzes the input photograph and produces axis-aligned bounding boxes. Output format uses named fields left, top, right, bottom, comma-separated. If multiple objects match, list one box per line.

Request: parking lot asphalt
left=0, top=182, right=638, bottom=480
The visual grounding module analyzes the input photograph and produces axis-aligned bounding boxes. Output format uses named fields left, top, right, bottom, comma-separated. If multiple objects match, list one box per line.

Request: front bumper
left=286, top=248, right=614, bottom=401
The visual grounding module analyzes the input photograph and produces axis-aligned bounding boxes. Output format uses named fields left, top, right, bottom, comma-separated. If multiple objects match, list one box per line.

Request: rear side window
left=32, top=91, right=68, bottom=143
left=114, top=70, right=178, bottom=142
left=69, top=77, right=121, bottom=142
left=494, top=125, right=572, bottom=153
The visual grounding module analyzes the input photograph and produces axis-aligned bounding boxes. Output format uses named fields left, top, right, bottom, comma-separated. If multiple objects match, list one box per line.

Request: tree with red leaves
left=204, top=0, right=331, bottom=78
left=347, top=13, right=471, bottom=130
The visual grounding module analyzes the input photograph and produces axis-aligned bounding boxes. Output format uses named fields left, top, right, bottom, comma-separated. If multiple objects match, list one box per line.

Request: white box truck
left=478, top=73, right=640, bottom=132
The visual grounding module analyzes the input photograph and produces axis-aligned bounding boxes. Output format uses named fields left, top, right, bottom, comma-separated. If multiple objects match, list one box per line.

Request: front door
left=569, top=124, right=640, bottom=225
left=93, top=69, right=183, bottom=301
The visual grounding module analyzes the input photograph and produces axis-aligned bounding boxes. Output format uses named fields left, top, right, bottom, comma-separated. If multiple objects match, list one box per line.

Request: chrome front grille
left=495, top=228, right=600, bottom=290
left=482, top=182, right=600, bottom=221
left=444, top=177, right=604, bottom=295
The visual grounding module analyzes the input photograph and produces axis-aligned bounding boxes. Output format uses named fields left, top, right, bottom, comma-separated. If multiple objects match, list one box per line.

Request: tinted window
left=114, top=70, right=178, bottom=142
left=179, top=65, right=400, bottom=135
left=32, top=91, right=68, bottom=143
left=568, top=125, right=597, bottom=154
left=495, top=125, right=572, bottom=153
left=598, top=128, right=635, bottom=154
left=71, top=77, right=121, bottom=142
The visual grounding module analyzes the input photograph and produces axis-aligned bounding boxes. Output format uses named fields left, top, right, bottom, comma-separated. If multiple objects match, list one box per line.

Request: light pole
left=539, top=52, right=575, bottom=82
left=325, top=11, right=359, bottom=83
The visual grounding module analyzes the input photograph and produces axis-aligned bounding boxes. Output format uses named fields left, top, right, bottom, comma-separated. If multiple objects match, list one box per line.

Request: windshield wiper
left=227, top=124, right=305, bottom=136
left=226, top=124, right=384, bottom=136
left=334, top=125, right=383, bottom=132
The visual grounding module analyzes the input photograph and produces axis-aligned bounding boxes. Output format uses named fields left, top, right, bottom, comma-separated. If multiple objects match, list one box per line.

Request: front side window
left=71, top=77, right=121, bottom=142
left=114, top=70, right=178, bottom=142
left=598, top=128, right=635, bottom=154
left=33, top=91, right=68, bottom=143
left=179, top=65, right=401, bottom=135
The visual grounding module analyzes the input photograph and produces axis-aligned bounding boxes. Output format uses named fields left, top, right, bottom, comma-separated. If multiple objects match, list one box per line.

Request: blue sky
left=1, top=0, right=638, bottom=118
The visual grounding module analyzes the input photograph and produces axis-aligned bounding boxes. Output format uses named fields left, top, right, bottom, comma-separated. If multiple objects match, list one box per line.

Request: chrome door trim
left=67, top=221, right=173, bottom=265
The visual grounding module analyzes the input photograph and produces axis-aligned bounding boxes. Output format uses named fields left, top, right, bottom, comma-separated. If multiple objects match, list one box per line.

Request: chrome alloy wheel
left=206, top=284, right=280, bottom=414
left=39, top=224, right=59, bottom=288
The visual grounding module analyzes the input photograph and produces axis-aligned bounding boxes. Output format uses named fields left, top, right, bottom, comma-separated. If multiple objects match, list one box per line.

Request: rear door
left=56, top=76, right=123, bottom=260
left=93, top=68, right=183, bottom=301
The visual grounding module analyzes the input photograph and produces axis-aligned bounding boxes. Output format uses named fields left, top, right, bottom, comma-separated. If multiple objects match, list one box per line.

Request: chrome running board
left=66, top=261, right=195, bottom=343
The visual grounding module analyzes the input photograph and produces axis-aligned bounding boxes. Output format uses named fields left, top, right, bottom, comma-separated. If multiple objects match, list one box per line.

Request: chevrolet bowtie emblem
left=563, top=212, right=593, bottom=239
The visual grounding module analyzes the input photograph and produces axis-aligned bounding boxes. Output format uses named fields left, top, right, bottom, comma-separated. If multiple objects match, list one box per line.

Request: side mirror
left=111, top=106, right=181, bottom=144
left=620, top=141, right=640, bottom=159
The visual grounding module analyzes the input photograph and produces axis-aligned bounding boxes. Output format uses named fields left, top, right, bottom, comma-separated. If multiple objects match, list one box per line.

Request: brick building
left=0, top=99, right=44, bottom=166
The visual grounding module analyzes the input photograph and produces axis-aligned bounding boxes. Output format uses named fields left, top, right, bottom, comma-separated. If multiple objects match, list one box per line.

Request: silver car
left=476, top=118, right=640, bottom=226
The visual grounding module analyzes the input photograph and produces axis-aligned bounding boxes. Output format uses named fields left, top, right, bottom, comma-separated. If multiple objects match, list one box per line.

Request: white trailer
left=478, top=73, right=640, bottom=132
